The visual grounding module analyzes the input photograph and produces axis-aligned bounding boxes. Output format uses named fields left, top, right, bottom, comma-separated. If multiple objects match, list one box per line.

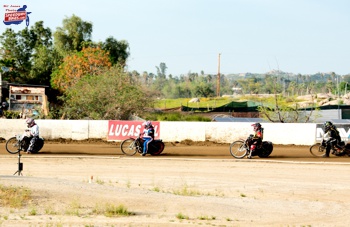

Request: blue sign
left=1, top=66, right=9, bottom=72
left=3, top=4, right=31, bottom=27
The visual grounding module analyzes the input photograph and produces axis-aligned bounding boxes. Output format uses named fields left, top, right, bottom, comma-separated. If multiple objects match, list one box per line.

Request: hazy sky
left=2, top=0, right=350, bottom=76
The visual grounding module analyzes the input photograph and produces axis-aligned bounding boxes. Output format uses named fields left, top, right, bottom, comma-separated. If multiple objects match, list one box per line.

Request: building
left=7, top=83, right=48, bottom=117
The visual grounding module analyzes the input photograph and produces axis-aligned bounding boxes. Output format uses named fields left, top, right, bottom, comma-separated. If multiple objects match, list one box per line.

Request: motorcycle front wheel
left=6, top=137, right=21, bottom=154
left=120, top=138, right=140, bottom=156
left=309, top=143, right=326, bottom=157
left=229, top=140, right=249, bottom=159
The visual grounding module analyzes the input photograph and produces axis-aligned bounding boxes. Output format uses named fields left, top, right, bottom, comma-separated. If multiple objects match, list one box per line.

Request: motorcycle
left=309, top=139, right=350, bottom=157
left=229, top=135, right=273, bottom=159
left=120, top=134, right=165, bottom=156
left=6, top=132, right=44, bottom=154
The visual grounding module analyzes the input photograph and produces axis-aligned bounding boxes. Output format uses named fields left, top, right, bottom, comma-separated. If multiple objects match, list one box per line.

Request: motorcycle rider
left=247, top=123, right=263, bottom=158
left=25, top=118, right=39, bottom=154
left=323, top=121, right=342, bottom=158
left=141, top=120, right=154, bottom=156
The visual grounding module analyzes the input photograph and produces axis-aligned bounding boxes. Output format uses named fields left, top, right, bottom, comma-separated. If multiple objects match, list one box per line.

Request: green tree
left=53, top=14, right=93, bottom=56
left=61, top=66, right=150, bottom=120
left=325, top=81, right=334, bottom=94
left=173, top=84, right=192, bottom=98
left=0, top=28, right=32, bottom=82
left=142, top=71, right=149, bottom=85
left=29, top=21, right=53, bottom=47
left=152, top=63, right=169, bottom=96
left=247, top=77, right=261, bottom=94
left=0, top=21, right=54, bottom=84
left=27, top=21, right=56, bottom=84
left=101, top=36, right=130, bottom=66
left=194, top=82, right=214, bottom=98
left=156, top=62, right=167, bottom=79
left=29, top=45, right=55, bottom=85
left=287, top=81, right=296, bottom=96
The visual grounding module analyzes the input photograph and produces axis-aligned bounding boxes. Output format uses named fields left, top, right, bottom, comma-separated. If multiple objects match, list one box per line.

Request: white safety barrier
left=0, top=119, right=346, bottom=146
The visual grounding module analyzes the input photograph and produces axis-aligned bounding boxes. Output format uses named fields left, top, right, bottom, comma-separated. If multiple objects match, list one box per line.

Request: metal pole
left=337, top=76, right=340, bottom=119
left=217, top=53, right=221, bottom=97
left=9, top=85, right=11, bottom=110
left=346, top=83, right=348, bottom=95
left=0, top=71, right=2, bottom=103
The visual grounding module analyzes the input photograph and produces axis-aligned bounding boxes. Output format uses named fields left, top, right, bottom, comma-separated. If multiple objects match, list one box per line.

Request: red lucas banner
left=108, top=120, right=160, bottom=140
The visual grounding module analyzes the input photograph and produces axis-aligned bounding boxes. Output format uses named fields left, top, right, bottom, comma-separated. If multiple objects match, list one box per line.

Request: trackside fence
left=1, top=119, right=350, bottom=145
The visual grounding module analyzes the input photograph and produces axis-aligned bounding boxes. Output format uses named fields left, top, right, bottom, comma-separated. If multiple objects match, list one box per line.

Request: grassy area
left=153, top=95, right=317, bottom=110
left=143, top=112, right=211, bottom=122
left=154, top=97, right=240, bottom=109
left=149, top=96, right=252, bottom=121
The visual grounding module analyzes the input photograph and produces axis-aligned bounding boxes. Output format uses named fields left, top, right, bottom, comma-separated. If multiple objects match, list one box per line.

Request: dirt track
left=0, top=141, right=350, bottom=226
left=1, top=140, right=349, bottom=162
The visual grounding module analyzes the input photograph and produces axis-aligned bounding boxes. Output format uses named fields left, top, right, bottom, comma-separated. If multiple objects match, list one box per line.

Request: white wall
left=0, top=119, right=317, bottom=145
left=160, top=121, right=206, bottom=142
left=263, top=123, right=316, bottom=145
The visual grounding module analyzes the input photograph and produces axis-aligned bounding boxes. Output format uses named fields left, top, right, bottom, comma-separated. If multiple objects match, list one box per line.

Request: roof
left=7, top=83, right=49, bottom=88
left=212, top=117, right=267, bottom=122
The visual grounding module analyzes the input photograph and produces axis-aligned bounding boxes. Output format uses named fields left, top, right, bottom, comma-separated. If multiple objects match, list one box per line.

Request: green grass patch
left=176, top=212, right=189, bottom=220
left=93, top=203, right=134, bottom=217
left=105, top=204, right=133, bottom=217
left=172, top=185, right=202, bottom=196
left=144, top=112, right=211, bottom=122
left=152, top=186, right=161, bottom=192
left=95, top=178, right=105, bottom=185
left=198, top=215, right=216, bottom=220
left=28, top=206, right=37, bottom=215
left=154, top=97, right=238, bottom=109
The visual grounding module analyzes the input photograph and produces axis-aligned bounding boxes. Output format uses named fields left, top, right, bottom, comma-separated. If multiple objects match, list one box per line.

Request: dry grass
left=0, top=184, right=32, bottom=208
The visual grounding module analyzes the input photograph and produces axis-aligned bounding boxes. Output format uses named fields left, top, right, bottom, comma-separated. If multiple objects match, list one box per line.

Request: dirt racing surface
left=0, top=140, right=350, bottom=226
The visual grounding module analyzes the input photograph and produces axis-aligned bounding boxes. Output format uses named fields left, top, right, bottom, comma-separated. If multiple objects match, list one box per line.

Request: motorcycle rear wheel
left=6, top=137, right=21, bottom=154
left=309, top=143, right=326, bottom=157
left=258, top=142, right=273, bottom=158
left=229, top=140, right=249, bottom=159
left=150, top=141, right=165, bottom=156
left=31, top=138, right=44, bottom=153
left=120, top=138, right=140, bottom=156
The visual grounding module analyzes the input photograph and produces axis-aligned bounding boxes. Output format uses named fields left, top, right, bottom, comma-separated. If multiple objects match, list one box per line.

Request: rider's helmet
left=142, top=120, right=152, bottom=129
left=26, top=118, right=35, bottom=128
left=324, top=121, right=333, bottom=133
left=251, top=123, right=262, bottom=132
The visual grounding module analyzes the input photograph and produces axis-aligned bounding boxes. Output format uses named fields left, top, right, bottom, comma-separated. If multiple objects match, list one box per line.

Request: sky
left=1, top=0, right=350, bottom=76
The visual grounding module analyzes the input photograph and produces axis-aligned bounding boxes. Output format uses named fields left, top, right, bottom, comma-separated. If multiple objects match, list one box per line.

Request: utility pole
left=0, top=71, right=2, bottom=103
left=337, top=75, right=340, bottom=119
left=216, top=53, right=221, bottom=97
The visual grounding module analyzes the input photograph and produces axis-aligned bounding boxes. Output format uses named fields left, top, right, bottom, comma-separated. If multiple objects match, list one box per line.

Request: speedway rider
left=25, top=118, right=39, bottom=154
left=323, top=121, right=342, bottom=158
left=141, top=121, right=154, bottom=156
left=247, top=123, right=264, bottom=158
